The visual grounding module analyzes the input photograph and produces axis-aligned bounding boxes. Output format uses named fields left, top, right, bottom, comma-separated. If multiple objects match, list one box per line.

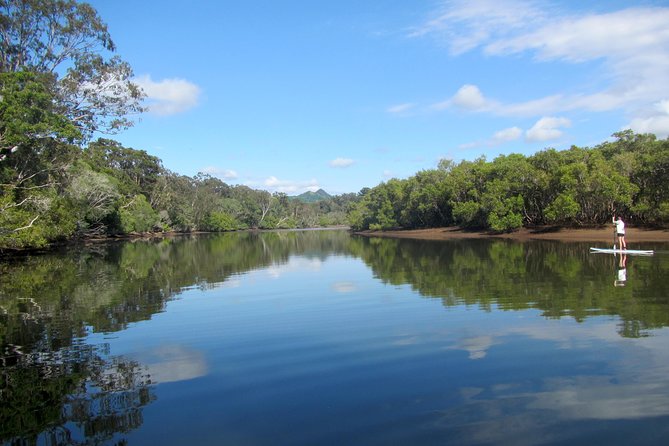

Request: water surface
left=2, top=230, right=669, bottom=445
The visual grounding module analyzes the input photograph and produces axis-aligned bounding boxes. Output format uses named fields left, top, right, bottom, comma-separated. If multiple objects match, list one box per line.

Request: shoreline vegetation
left=355, top=225, right=669, bottom=243
left=348, top=131, right=669, bottom=235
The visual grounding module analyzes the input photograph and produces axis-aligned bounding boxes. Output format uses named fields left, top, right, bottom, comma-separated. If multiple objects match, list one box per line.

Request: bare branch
left=120, top=196, right=137, bottom=209
left=0, top=214, right=39, bottom=234
left=0, top=196, right=31, bottom=212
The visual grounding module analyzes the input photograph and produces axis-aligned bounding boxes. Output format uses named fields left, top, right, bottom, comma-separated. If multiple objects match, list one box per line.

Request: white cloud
left=451, top=84, right=489, bottom=110
left=436, top=84, right=629, bottom=118
left=491, top=126, right=522, bottom=144
left=260, top=176, right=320, bottom=194
left=432, top=84, right=495, bottom=111
left=628, top=115, right=669, bottom=139
left=329, top=157, right=355, bottom=168
left=135, top=74, right=201, bottom=115
left=500, top=94, right=565, bottom=117
left=409, top=0, right=545, bottom=55
left=458, top=125, right=522, bottom=150
left=526, top=116, right=571, bottom=142
left=387, top=103, right=416, bottom=114
left=658, top=100, right=669, bottom=115
left=627, top=99, right=669, bottom=138
left=458, top=141, right=479, bottom=150
left=200, top=166, right=238, bottom=180
left=413, top=2, right=669, bottom=134
left=485, top=7, right=669, bottom=65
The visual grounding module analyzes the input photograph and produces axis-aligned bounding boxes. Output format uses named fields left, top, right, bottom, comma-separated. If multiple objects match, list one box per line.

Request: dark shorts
left=617, top=233, right=625, bottom=237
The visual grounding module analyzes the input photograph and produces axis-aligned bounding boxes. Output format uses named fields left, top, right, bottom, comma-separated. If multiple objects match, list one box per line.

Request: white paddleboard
left=589, top=247, right=654, bottom=255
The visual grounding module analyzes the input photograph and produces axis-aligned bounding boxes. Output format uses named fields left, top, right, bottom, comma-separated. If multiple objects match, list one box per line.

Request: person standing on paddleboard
left=613, top=215, right=627, bottom=250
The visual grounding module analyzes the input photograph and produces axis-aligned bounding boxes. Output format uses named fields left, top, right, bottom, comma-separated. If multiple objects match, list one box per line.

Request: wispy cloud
left=135, top=74, right=201, bottom=115
left=409, top=0, right=546, bottom=55
left=387, top=103, right=416, bottom=114
left=259, top=176, right=320, bottom=194
left=627, top=100, right=669, bottom=138
left=200, top=166, right=238, bottom=180
left=435, top=84, right=627, bottom=118
left=329, top=157, right=355, bottom=168
left=412, top=1, right=669, bottom=131
left=460, top=122, right=560, bottom=150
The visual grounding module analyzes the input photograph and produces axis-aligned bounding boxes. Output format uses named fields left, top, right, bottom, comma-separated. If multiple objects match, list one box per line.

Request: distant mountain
left=291, top=189, right=332, bottom=203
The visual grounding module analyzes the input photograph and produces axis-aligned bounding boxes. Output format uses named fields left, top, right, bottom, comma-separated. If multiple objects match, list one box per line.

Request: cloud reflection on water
left=134, top=344, right=208, bottom=384
left=433, top=321, right=669, bottom=444
left=331, top=281, right=357, bottom=293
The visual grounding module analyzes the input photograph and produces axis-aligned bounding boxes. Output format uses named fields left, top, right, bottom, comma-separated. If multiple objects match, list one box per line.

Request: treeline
left=0, top=133, right=358, bottom=249
left=0, top=1, right=357, bottom=251
left=349, top=130, right=669, bottom=232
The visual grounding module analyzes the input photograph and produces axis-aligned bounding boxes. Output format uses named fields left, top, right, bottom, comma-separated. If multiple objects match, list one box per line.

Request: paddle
left=612, top=214, right=616, bottom=252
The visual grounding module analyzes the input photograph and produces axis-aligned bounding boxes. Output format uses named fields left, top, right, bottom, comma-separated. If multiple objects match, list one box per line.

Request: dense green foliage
left=0, top=126, right=358, bottom=249
left=0, top=1, right=357, bottom=251
left=349, top=131, right=669, bottom=232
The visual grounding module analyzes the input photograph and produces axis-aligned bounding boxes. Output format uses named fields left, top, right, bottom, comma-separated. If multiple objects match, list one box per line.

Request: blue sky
left=88, top=0, right=669, bottom=195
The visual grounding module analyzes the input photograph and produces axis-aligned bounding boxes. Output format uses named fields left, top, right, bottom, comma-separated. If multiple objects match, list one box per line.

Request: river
left=1, top=230, right=668, bottom=445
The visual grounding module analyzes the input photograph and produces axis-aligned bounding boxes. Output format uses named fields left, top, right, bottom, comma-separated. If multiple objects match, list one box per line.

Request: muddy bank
left=355, top=226, right=669, bottom=243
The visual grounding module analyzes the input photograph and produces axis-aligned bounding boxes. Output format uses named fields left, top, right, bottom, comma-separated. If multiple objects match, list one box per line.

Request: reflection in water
left=615, top=254, right=628, bottom=287
left=331, top=281, right=357, bottom=293
left=136, top=344, right=208, bottom=384
left=0, top=230, right=668, bottom=444
left=353, top=236, right=669, bottom=337
left=0, top=230, right=355, bottom=444
left=427, top=321, right=669, bottom=445
left=451, top=335, right=498, bottom=360
left=0, top=341, right=152, bottom=445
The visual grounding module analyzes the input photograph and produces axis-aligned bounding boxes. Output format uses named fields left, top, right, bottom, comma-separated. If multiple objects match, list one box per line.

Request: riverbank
left=355, top=226, right=669, bottom=243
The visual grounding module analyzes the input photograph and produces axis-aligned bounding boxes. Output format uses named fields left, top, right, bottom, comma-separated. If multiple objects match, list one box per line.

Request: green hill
left=291, top=189, right=332, bottom=203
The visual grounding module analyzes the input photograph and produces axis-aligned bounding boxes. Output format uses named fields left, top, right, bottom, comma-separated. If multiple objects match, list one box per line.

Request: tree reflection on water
left=1, top=340, right=152, bottom=445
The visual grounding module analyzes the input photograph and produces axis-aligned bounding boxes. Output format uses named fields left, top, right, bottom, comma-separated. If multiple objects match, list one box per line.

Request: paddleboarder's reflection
left=614, top=254, right=627, bottom=287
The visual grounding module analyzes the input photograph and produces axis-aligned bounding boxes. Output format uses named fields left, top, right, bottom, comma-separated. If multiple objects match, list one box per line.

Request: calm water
left=2, top=230, right=669, bottom=445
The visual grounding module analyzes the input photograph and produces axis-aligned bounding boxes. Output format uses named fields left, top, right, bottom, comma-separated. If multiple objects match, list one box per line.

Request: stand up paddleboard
left=589, top=247, right=654, bottom=255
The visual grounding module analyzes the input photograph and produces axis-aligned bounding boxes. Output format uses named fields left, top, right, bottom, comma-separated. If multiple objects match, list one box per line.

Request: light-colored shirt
left=615, top=219, right=625, bottom=235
